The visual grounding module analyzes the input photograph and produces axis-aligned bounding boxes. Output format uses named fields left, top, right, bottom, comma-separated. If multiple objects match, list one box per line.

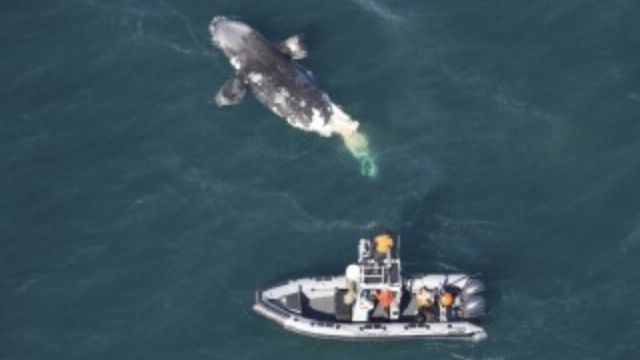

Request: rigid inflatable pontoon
left=254, top=233, right=487, bottom=340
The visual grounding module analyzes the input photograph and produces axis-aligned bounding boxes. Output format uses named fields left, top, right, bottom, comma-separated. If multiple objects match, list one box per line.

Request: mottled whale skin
left=210, top=16, right=356, bottom=137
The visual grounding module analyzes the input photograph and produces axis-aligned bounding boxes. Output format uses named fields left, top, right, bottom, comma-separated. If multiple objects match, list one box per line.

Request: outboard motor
left=458, top=278, right=486, bottom=319
left=461, top=278, right=485, bottom=300
left=460, top=295, right=486, bottom=319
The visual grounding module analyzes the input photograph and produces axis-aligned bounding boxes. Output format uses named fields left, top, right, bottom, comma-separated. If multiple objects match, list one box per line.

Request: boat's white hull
left=254, top=274, right=487, bottom=341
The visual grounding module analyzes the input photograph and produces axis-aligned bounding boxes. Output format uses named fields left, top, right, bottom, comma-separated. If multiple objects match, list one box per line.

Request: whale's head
left=209, top=16, right=252, bottom=55
left=210, top=16, right=255, bottom=70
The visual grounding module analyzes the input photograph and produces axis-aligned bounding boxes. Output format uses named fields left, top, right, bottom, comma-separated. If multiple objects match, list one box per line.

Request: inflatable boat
left=254, top=233, right=487, bottom=340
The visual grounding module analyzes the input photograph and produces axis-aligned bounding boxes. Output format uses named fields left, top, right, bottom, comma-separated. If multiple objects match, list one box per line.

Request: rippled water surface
left=2, top=1, right=640, bottom=359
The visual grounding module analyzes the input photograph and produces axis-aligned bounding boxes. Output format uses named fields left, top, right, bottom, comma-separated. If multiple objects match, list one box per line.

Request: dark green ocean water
left=2, top=0, right=640, bottom=359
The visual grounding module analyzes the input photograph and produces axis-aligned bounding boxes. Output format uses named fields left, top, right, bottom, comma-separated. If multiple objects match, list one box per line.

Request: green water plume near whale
left=322, top=104, right=378, bottom=178
left=340, top=130, right=378, bottom=178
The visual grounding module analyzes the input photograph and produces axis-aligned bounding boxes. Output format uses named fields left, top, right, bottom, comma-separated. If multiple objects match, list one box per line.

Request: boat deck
left=299, top=289, right=439, bottom=323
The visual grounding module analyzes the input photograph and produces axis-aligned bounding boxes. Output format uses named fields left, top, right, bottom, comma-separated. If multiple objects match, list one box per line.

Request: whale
left=209, top=16, right=377, bottom=177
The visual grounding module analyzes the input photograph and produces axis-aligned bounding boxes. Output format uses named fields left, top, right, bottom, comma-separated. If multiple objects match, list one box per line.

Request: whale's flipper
left=215, top=76, right=247, bottom=107
left=277, top=34, right=308, bottom=60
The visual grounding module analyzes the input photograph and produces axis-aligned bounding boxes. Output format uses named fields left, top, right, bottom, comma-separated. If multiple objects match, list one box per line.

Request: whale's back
left=240, top=35, right=333, bottom=131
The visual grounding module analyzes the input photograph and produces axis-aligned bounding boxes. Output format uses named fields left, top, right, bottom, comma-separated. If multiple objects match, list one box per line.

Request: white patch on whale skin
left=285, top=116, right=314, bottom=133
left=273, top=94, right=285, bottom=105
left=309, top=108, right=332, bottom=137
left=285, top=116, right=297, bottom=126
left=247, top=72, right=263, bottom=84
left=272, top=88, right=292, bottom=111
left=327, top=104, right=359, bottom=135
left=278, top=88, right=290, bottom=98
left=230, top=56, right=243, bottom=70
left=294, top=103, right=359, bottom=137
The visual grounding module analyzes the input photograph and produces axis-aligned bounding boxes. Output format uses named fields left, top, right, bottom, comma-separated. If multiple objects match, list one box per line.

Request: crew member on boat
left=373, top=231, right=394, bottom=260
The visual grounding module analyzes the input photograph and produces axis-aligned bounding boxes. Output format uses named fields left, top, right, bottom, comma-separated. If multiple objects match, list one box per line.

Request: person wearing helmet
left=416, top=288, right=436, bottom=322
left=439, top=292, right=454, bottom=307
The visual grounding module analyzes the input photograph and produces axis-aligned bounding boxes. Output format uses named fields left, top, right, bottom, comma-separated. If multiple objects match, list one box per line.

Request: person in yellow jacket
left=374, top=231, right=394, bottom=255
